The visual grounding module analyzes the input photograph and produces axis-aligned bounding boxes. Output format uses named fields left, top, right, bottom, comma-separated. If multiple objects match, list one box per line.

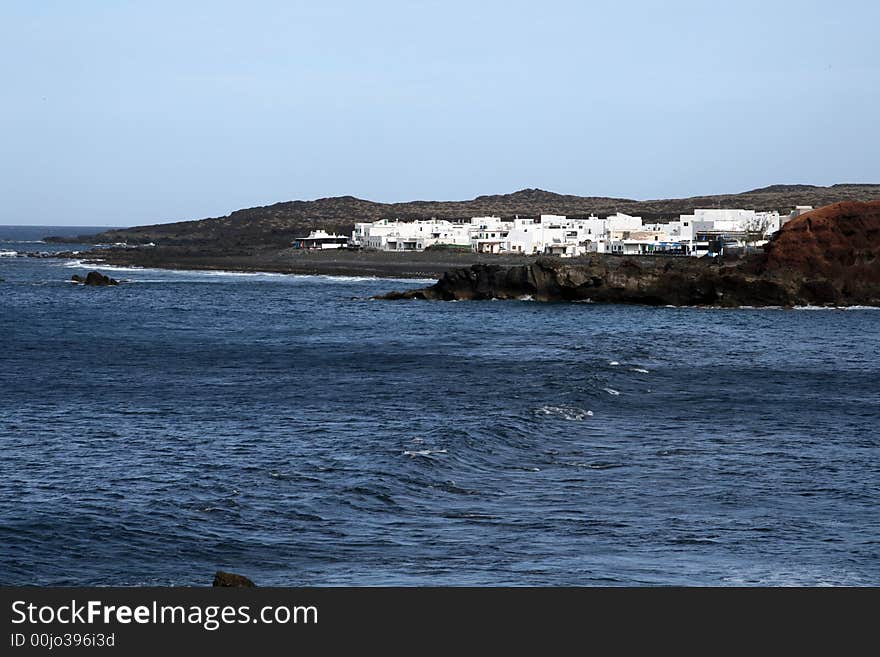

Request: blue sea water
left=1, top=226, right=879, bottom=586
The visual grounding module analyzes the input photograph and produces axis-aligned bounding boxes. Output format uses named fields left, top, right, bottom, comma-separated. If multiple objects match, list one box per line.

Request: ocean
left=1, top=226, right=878, bottom=586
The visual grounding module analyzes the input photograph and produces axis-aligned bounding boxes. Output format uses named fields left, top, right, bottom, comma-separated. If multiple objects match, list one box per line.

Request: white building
left=470, top=216, right=514, bottom=254
left=605, top=212, right=643, bottom=232
left=352, top=219, right=470, bottom=251
left=293, top=230, right=349, bottom=250
left=505, top=217, right=542, bottom=254
left=482, top=213, right=637, bottom=258
left=501, top=215, right=601, bottom=257
left=785, top=205, right=813, bottom=226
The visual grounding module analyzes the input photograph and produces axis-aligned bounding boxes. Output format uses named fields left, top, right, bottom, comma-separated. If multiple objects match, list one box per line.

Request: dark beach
left=71, top=245, right=545, bottom=279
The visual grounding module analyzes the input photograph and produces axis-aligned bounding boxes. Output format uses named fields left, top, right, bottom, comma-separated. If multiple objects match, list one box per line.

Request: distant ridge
left=744, top=184, right=823, bottom=194
left=51, top=183, right=880, bottom=251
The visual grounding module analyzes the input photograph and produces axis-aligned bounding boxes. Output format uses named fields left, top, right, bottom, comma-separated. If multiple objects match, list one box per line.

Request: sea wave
left=793, top=305, right=880, bottom=311
left=57, top=260, right=432, bottom=283
left=533, top=405, right=593, bottom=421
left=0, top=250, right=19, bottom=257
left=673, top=303, right=879, bottom=311
left=403, top=449, right=448, bottom=458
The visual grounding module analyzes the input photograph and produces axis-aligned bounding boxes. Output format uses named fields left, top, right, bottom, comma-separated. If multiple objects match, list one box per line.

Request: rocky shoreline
left=378, top=256, right=788, bottom=306
left=378, top=202, right=880, bottom=307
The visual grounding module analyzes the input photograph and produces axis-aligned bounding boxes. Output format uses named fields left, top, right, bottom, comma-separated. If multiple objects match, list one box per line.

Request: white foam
left=58, top=260, right=432, bottom=284
left=199, top=270, right=288, bottom=278
left=676, top=304, right=878, bottom=311
left=0, top=250, right=18, bottom=257
left=61, top=259, right=93, bottom=268
left=534, top=405, right=593, bottom=421
left=630, top=367, right=650, bottom=373
left=793, top=305, right=879, bottom=311
left=518, top=294, right=534, bottom=301
left=403, top=449, right=447, bottom=458
left=609, top=361, right=619, bottom=366
left=603, top=388, right=621, bottom=396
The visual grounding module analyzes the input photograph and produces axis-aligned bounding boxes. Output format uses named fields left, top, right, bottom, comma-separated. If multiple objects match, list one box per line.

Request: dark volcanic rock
left=378, top=202, right=880, bottom=307
left=381, top=257, right=785, bottom=306
left=212, top=571, right=256, bottom=587
left=71, top=271, right=119, bottom=286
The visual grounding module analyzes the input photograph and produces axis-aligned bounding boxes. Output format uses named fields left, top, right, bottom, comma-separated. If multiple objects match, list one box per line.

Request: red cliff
left=761, top=201, right=880, bottom=304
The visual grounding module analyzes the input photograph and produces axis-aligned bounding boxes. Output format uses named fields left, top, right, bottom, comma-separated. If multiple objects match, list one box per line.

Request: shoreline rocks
left=378, top=257, right=793, bottom=306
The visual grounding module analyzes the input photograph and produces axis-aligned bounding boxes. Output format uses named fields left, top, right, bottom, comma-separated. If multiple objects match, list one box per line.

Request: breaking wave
left=533, top=405, right=593, bottom=421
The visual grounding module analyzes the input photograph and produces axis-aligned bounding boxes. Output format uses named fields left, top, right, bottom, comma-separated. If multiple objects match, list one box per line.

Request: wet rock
left=71, top=271, right=119, bottom=286
left=212, top=571, right=256, bottom=587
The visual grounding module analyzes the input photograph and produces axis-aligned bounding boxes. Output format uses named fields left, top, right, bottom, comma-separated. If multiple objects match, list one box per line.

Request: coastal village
left=295, top=206, right=815, bottom=258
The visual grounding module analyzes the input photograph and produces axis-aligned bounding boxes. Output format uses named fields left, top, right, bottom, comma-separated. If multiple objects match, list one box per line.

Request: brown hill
left=47, top=184, right=880, bottom=252
left=759, top=200, right=880, bottom=303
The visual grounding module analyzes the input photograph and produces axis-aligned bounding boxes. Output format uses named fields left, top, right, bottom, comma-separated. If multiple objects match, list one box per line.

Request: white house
left=353, top=219, right=470, bottom=251
left=470, top=216, right=514, bottom=254
left=293, top=230, right=349, bottom=250
left=503, top=214, right=611, bottom=257
left=505, top=217, right=542, bottom=254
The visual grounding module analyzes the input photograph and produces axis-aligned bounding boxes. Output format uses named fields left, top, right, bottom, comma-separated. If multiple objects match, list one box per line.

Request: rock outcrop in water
left=212, top=571, right=256, bottom=587
left=71, top=271, right=119, bottom=286
left=379, top=201, right=880, bottom=307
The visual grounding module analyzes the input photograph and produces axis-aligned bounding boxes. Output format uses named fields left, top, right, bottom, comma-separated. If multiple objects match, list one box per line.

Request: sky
left=1, top=0, right=878, bottom=226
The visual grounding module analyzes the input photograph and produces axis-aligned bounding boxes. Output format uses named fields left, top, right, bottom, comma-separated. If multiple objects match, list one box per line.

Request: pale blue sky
left=2, top=0, right=878, bottom=226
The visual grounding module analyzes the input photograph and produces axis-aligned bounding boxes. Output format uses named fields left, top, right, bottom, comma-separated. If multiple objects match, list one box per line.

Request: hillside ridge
left=48, top=184, right=880, bottom=251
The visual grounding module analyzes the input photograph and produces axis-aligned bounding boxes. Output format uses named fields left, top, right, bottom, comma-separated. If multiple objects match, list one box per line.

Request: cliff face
left=381, top=201, right=880, bottom=307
